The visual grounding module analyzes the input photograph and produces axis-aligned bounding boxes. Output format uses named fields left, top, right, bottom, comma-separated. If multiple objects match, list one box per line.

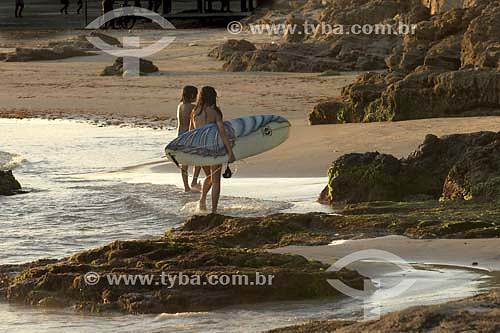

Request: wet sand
left=270, top=236, right=500, bottom=271
left=270, top=236, right=500, bottom=305
left=1, top=28, right=500, bottom=177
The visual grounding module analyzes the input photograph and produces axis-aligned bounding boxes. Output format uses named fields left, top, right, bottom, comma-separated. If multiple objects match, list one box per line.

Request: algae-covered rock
left=365, top=69, right=500, bottom=121
left=3, top=201, right=499, bottom=314
left=310, top=69, right=500, bottom=124
left=326, top=152, right=406, bottom=203
left=323, top=131, right=500, bottom=203
left=442, top=132, right=500, bottom=201
left=3, top=236, right=365, bottom=314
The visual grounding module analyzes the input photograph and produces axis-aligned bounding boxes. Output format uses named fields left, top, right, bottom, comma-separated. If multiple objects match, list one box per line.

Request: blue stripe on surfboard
left=166, top=115, right=288, bottom=158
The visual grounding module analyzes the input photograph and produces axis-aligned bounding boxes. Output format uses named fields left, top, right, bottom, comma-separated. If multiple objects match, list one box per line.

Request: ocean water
left=0, top=118, right=298, bottom=264
left=0, top=118, right=496, bottom=332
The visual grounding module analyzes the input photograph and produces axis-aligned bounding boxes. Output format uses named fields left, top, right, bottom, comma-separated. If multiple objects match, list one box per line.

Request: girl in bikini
left=190, top=86, right=235, bottom=213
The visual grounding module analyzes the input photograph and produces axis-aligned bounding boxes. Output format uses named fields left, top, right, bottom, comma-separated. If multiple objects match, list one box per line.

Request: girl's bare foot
left=198, top=201, right=207, bottom=211
left=184, top=187, right=191, bottom=192
left=190, top=182, right=201, bottom=192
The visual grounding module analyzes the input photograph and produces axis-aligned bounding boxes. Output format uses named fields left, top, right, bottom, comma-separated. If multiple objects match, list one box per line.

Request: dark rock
left=2, top=203, right=500, bottom=314
left=0, top=171, right=21, bottom=196
left=211, top=0, right=430, bottom=73
left=208, top=39, right=257, bottom=61
left=48, top=33, right=121, bottom=51
left=326, top=152, right=407, bottom=203
left=310, top=69, right=500, bottom=124
left=308, top=71, right=401, bottom=124
left=462, top=1, right=500, bottom=68
left=322, top=131, right=500, bottom=203
left=308, top=100, right=349, bottom=125
left=442, top=135, right=500, bottom=202
left=100, top=58, right=159, bottom=76
left=5, top=46, right=94, bottom=62
left=2, top=231, right=366, bottom=314
left=318, top=185, right=332, bottom=204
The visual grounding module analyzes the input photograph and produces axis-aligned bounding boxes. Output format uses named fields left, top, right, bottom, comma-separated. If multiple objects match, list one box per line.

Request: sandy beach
left=270, top=236, right=500, bottom=271
left=1, top=2, right=500, bottom=330
left=2, top=29, right=500, bottom=177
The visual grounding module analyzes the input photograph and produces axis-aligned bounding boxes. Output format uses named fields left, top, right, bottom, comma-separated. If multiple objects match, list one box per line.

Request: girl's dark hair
left=194, top=86, right=221, bottom=116
left=181, top=85, right=198, bottom=103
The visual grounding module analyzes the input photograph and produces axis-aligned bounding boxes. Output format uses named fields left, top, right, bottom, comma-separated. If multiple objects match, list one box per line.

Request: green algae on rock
left=2, top=236, right=366, bottom=314
left=2, top=201, right=499, bottom=314
left=309, top=69, right=500, bottom=124
left=321, top=131, right=500, bottom=204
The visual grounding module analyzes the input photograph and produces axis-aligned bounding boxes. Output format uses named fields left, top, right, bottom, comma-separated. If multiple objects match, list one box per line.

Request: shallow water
left=0, top=263, right=495, bottom=333
left=0, top=119, right=298, bottom=264
left=0, top=118, right=497, bottom=332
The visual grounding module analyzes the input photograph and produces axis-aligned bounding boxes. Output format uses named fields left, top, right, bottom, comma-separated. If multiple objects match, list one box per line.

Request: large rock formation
left=310, top=68, right=500, bottom=123
left=0, top=171, right=21, bottom=196
left=2, top=205, right=499, bottom=313
left=1, top=214, right=367, bottom=313
left=309, top=1, right=500, bottom=124
left=442, top=133, right=500, bottom=201
left=210, top=0, right=429, bottom=72
left=321, top=131, right=500, bottom=203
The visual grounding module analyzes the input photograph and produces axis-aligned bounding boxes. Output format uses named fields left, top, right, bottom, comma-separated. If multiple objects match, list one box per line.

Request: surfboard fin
left=168, top=153, right=180, bottom=168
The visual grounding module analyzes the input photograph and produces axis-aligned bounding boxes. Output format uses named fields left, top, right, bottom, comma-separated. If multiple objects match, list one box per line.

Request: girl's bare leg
left=181, top=165, right=190, bottom=192
left=191, top=166, right=202, bottom=191
left=210, top=165, right=222, bottom=214
left=199, top=166, right=212, bottom=211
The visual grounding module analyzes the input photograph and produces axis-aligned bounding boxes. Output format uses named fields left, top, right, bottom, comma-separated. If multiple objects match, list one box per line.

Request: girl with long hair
left=190, top=86, right=235, bottom=213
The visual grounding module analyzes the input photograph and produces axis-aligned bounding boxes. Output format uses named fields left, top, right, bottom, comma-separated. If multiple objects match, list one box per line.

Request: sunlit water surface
left=0, top=119, right=496, bottom=332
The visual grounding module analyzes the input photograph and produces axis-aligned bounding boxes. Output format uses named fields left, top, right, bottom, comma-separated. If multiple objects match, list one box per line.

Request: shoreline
left=1, top=210, right=499, bottom=331
left=1, top=14, right=500, bottom=330
left=270, top=236, right=500, bottom=272
left=3, top=113, right=500, bottom=178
